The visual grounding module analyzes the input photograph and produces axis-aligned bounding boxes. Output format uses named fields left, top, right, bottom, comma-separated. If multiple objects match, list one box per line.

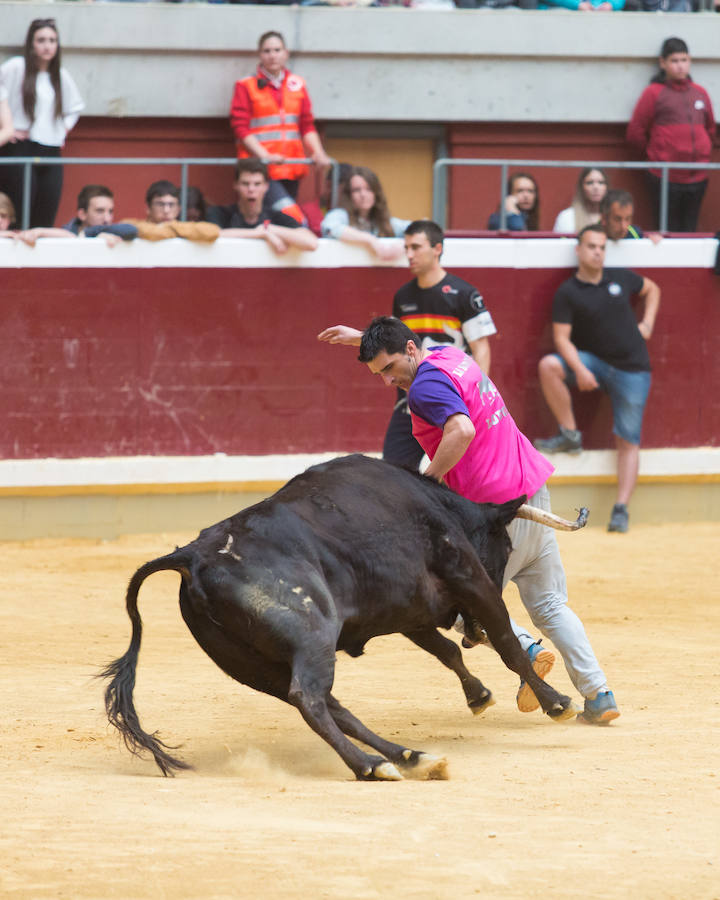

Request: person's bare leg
left=615, top=436, right=639, bottom=506
left=537, top=355, right=576, bottom=430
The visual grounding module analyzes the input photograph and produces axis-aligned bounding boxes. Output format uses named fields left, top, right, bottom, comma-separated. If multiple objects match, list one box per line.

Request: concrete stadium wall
left=2, top=2, right=719, bottom=123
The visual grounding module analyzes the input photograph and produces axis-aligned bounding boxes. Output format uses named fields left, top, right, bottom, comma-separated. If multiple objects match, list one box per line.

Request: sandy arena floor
left=1, top=521, right=719, bottom=899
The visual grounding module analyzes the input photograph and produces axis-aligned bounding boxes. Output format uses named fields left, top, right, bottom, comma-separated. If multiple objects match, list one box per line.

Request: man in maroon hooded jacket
left=627, top=37, right=716, bottom=233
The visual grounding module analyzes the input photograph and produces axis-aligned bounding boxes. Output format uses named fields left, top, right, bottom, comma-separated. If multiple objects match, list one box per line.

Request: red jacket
left=627, top=78, right=716, bottom=184
left=230, top=68, right=317, bottom=182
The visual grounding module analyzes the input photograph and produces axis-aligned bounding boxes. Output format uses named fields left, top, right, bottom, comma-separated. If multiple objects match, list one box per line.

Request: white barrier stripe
left=0, top=237, right=716, bottom=270
left=0, top=448, right=718, bottom=491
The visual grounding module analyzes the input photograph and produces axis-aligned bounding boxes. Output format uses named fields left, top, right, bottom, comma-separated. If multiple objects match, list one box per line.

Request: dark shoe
left=576, top=690, right=620, bottom=725
left=607, top=503, right=629, bottom=533
left=533, top=426, right=583, bottom=455
left=516, top=641, right=555, bottom=712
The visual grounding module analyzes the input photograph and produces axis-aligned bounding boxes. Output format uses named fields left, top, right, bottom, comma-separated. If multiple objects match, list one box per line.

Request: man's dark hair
left=258, top=30, right=285, bottom=51
left=358, top=317, right=421, bottom=364
left=145, top=180, right=180, bottom=205
left=404, top=219, right=444, bottom=248
left=652, top=37, right=691, bottom=84
left=577, top=223, right=606, bottom=243
left=600, top=189, right=634, bottom=216
left=660, top=37, right=689, bottom=59
left=77, top=184, right=113, bottom=211
left=234, top=158, right=269, bottom=182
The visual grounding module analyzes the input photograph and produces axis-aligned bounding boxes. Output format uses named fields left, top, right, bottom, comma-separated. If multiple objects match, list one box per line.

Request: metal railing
left=432, top=158, right=720, bottom=232
left=0, top=156, right=341, bottom=230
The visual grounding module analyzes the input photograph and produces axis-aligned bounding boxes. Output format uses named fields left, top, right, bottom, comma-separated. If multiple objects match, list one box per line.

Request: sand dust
left=1, top=522, right=719, bottom=899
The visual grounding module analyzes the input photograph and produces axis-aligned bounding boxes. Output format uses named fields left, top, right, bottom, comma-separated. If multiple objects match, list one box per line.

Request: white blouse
left=0, top=56, right=84, bottom=147
left=552, top=207, right=576, bottom=234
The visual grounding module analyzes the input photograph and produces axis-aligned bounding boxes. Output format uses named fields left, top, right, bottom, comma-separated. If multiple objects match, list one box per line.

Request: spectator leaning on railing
left=0, top=18, right=84, bottom=228
left=600, top=189, right=662, bottom=245
left=230, top=31, right=331, bottom=200
left=13, top=183, right=138, bottom=247
left=207, top=159, right=317, bottom=254
left=553, top=168, right=608, bottom=234
left=321, top=165, right=409, bottom=261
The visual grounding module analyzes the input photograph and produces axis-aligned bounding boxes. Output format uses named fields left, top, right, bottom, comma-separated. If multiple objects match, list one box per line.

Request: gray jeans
left=504, top=484, right=607, bottom=698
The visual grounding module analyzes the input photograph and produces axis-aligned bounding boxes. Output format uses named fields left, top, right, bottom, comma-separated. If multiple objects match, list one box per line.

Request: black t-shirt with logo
left=392, top=273, right=497, bottom=353
left=552, top=268, right=649, bottom=372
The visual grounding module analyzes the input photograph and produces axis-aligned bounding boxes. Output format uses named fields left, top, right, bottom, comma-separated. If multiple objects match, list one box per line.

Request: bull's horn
left=516, top=504, right=589, bottom=532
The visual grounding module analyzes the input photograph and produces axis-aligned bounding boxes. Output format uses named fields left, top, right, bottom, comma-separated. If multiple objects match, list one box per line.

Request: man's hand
left=101, top=233, right=122, bottom=248
left=317, top=325, right=363, bottom=346
left=576, top=366, right=599, bottom=391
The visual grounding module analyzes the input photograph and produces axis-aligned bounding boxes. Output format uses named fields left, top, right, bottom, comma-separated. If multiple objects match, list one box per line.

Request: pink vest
left=410, top=347, right=554, bottom=503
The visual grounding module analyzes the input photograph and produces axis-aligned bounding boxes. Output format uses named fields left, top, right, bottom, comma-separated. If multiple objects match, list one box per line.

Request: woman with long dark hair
left=487, top=172, right=540, bottom=231
left=321, top=165, right=409, bottom=261
left=0, top=18, right=84, bottom=227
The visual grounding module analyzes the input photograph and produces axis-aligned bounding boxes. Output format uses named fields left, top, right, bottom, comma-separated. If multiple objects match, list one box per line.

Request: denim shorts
left=554, top=351, right=651, bottom=445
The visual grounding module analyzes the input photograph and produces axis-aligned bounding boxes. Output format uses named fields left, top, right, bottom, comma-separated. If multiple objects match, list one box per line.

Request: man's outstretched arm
left=317, top=325, right=364, bottom=346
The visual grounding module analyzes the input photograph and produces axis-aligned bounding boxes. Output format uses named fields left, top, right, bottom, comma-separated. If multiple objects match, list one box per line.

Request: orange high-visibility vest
left=238, top=73, right=309, bottom=182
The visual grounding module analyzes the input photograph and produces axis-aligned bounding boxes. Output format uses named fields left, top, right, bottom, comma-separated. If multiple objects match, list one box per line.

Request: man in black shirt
left=534, top=224, right=661, bottom=532
left=388, top=220, right=498, bottom=467
left=207, top=159, right=317, bottom=253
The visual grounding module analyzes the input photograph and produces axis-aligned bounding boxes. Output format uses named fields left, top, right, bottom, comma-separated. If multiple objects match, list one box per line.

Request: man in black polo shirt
left=387, top=219, right=498, bottom=467
left=317, top=220, right=497, bottom=468
left=534, top=223, right=661, bottom=533
left=207, top=159, right=317, bottom=253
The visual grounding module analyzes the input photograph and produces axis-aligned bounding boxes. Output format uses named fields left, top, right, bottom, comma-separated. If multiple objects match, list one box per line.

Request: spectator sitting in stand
left=122, top=180, right=220, bottom=242
left=0, top=191, right=17, bottom=236
left=184, top=186, right=207, bottom=222
left=600, top=189, right=662, bottom=244
left=540, top=0, right=625, bottom=8
left=553, top=168, right=608, bottom=234
left=321, top=165, right=409, bottom=261
left=487, top=172, right=540, bottom=231
left=207, top=159, right=317, bottom=254
left=11, top=184, right=138, bottom=247
left=301, top=161, right=353, bottom=237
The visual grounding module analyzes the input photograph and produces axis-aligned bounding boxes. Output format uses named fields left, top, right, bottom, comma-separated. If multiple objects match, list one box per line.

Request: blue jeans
left=505, top=485, right=607, bottom=699
left=555, top=351, right=651, bottom=445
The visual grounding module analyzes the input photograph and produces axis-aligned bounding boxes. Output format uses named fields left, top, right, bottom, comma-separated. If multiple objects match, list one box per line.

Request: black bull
left=101, top=454, right=587, bottom=782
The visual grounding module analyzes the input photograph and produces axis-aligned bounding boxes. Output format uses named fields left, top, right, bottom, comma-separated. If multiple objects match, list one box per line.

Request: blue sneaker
left=516, top=641, right=555, bottom=712
left=577, top=690, right=620, bottom=725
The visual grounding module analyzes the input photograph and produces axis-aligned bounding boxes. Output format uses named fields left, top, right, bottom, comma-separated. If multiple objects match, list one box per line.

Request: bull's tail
left=98, top=551, right=194, bottom=777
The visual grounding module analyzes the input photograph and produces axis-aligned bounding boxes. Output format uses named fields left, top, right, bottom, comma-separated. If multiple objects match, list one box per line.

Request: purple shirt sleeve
left=408, top=364, right=469, bottom=427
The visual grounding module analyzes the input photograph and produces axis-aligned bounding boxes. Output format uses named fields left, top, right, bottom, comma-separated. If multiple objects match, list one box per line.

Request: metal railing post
left=499, top=163, right=509, bottom=230
left=21, top=161, right=33, bottom=230
left=180, top=162, right=189, bottom=221
left=329, top=159, right=339, bottom=210
left=432, top=159, right=448, bottom=229
left=659, top=166, right=669, bottom=232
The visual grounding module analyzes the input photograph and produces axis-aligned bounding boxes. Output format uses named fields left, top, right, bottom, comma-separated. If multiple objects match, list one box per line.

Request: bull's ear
left=495, top=495, right=526, bottom=528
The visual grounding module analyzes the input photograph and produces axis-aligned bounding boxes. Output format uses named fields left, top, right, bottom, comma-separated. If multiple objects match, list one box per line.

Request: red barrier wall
left=2, top=241, right=718, bottom=460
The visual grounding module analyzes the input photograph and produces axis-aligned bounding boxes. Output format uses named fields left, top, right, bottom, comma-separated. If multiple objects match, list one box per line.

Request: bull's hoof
left=469, top=691, right=496, bottom=716
left=358, top=760, right=403, bottom=781
left=545, top=699, right=581, bottom=722
left=398, top=750, right=449, bottom=781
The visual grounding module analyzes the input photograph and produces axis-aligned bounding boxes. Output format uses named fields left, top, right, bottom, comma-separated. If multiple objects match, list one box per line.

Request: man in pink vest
left=319, top=316, right=619, bottom=725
